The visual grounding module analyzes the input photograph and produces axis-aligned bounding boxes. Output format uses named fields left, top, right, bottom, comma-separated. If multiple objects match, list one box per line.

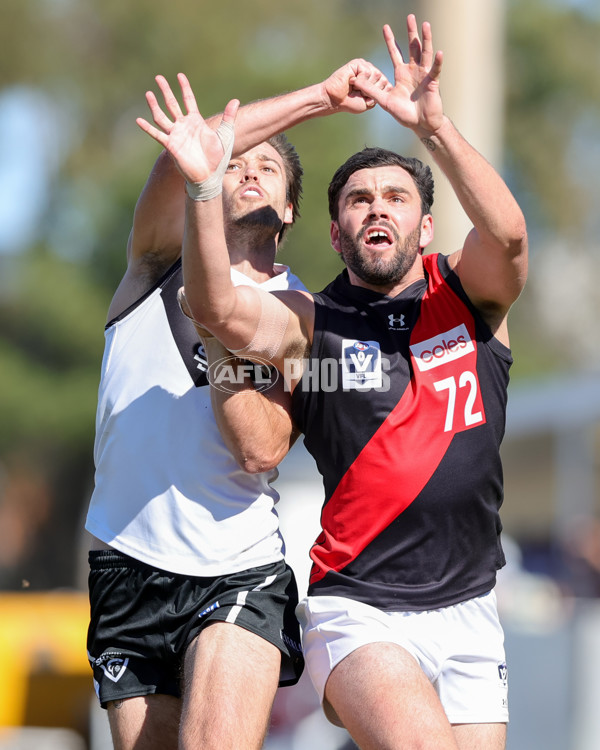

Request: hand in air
left=352, top=15, right=444, bottom=137
left=136, top=73, right=239, bottom=184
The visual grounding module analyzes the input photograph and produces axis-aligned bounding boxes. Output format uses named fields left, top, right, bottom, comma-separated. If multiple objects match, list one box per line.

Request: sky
left=0, top=89, right=52, bottom=253
left=0, top=86, right=75, bottom=255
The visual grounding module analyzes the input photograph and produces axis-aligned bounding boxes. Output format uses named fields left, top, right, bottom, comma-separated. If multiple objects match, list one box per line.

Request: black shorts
left=87, top=550, right=304, bottom=707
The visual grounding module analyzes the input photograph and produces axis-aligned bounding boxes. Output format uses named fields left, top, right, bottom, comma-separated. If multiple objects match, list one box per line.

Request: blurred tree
left=0, top=249, right=107, bottom=587
left=506, top=0, right=600, bottom=239
left=504, top=0, right=600, bottom=378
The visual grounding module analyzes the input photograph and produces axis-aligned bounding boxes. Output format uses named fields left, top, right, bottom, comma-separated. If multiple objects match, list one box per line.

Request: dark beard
left=226, top=206, right=283, bottom=245
left=338, top=224, right=421, bottom=286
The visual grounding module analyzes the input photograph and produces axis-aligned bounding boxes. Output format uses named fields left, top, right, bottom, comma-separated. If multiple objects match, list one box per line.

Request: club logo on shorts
left=341, top=339, right=383, bottom=390
left=99, top=656, right=129, bottom=683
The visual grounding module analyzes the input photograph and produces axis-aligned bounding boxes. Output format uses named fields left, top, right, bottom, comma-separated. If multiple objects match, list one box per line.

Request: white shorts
left=296, top=591, right=508, bottom=725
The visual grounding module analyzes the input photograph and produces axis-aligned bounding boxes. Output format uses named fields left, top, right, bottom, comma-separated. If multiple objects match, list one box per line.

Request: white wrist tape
left=230, top=289, right=290, bottom=362
left=185, top=120, right=235, bottom=201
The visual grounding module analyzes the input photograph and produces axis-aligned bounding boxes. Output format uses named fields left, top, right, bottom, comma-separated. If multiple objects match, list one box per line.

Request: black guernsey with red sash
left=291, top=253, right=512, bottom=611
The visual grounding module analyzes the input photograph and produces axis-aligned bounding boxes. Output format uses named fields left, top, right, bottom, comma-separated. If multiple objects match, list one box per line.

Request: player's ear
left=283, top=202, right=293, bottom=225
left=419, top=214, right=434, bottom=250
left=330, top=221, right=342, bottom=254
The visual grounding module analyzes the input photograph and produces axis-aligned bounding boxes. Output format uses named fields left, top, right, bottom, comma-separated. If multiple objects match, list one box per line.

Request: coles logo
left=410, top=324, right=474, bottom=371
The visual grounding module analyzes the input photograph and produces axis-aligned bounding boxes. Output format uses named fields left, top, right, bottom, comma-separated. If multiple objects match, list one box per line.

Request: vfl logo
left=410, top=324, right=474, bottom=371
left=100, top=657, right=129, bottom=683
left=388, top=313, right=406, bottom=330
left=341, top=339, right=382, bottom=390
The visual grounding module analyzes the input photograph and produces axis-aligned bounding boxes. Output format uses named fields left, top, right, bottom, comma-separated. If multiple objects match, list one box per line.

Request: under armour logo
left=388, top=313, right=405, bottom=329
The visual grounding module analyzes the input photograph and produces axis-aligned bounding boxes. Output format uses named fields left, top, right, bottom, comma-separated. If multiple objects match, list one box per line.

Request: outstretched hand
left=352, top=15, right=444, bottom=137
left=136, top=73, right=239, bottom=184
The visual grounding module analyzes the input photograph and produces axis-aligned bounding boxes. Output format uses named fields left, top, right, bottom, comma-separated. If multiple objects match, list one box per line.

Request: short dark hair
left=267, top=133, right=303, bottom=242
left=327, top=147, right=434, bottom=220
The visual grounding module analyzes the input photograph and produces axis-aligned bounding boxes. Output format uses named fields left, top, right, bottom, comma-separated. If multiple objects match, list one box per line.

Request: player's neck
left=228, top=241, right=279, bottom=283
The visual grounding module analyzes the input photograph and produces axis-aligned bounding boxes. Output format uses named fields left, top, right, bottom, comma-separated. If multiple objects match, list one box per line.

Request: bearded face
left=337, top=223, right=422, bottom=286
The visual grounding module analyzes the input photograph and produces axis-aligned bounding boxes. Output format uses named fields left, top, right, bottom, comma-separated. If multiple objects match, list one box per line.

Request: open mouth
left=241, top=187, right=263, bottom=198
left=364, top=227, right=393, bottom=248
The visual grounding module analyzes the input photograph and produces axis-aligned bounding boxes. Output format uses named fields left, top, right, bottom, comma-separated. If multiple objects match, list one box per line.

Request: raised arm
left=354, top=15, right=528, bottom=338
left=129, top=61, right=390, bottom=265
left=136, top=74, right=312, bottom=380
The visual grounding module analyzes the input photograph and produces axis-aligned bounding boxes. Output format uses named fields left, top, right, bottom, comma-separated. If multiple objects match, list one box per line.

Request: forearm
left=204, top=339, right=296, bottom=473
left=205, top=55, right=384, bottom=155
left=129, top=150, right=185, bottom=262
left=418, top=116, right=528, bottom=314
left=212, top=386, right=297, bottom=473
left=209, top=83, right=333, bottom=156
left=418, top=117, right=527, bottom=250
left=182, top=194, right=236, bottom=328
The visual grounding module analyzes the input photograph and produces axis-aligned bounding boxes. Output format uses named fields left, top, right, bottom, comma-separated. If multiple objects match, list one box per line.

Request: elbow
left=182, top=289, right=212, bottom=327
left=498, top=220, right=528, bottom=267
left=505, top=228, right=529, bottom=297
left=241, top=461, right=273, bottom=475
left=179, top=287, right=222, bottom=332
left=182, top=285, right=231, bottom=332
left=508, top=218, right=528, bottom=256
left=509, top=227, right=528, bottom=278
left=237, top=445, right=288, bottom=475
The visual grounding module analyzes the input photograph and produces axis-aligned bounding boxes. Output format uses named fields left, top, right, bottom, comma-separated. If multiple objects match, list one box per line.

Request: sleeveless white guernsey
left=85, top=262, right=305, bottom=576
